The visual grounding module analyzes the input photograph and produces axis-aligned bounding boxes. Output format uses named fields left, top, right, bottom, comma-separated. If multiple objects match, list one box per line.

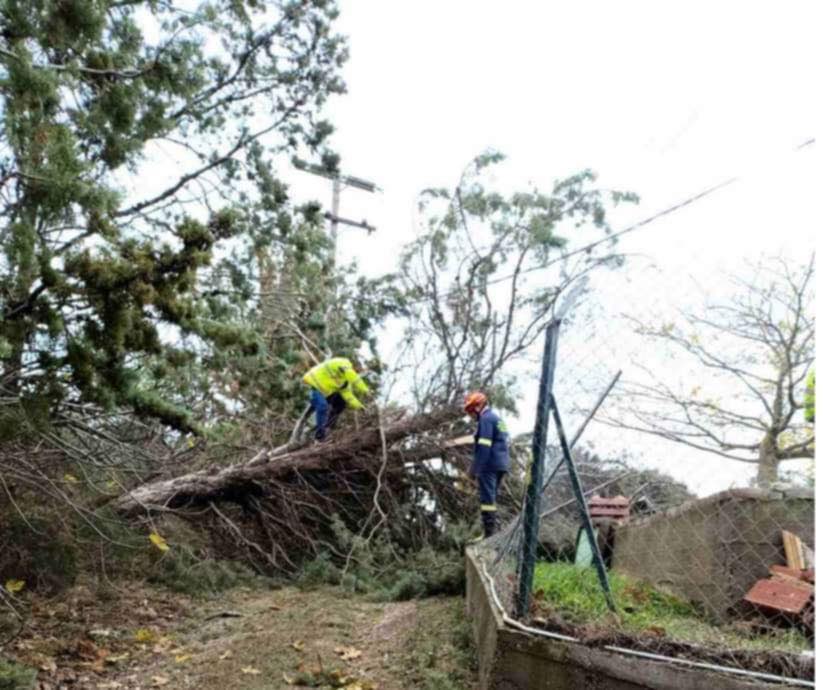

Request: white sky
left=292, top=1, right=819, bottom=495
left=313, top=0, right=819, bottom=278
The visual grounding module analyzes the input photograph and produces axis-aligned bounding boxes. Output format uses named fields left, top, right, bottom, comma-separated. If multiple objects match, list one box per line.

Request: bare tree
left=603, top=254, right=815, bottom=487
left=397, top=151, right=637, bottom=410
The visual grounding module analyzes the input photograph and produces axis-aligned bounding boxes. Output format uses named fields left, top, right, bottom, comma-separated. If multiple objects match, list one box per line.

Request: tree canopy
left=605, top=254, right=815, bottom=487
left=1, top=0, right=349, bottom=433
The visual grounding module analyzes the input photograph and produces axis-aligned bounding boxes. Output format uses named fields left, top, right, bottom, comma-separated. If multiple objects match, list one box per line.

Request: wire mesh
left=476, top=244, right=815, bottom=685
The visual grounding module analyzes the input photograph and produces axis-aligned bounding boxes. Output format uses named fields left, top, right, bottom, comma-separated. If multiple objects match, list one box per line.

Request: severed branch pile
left=111, top=408, right=487, bottom=574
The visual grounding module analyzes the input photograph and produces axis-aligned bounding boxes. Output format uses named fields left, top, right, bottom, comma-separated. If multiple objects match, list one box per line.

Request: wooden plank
left=743, top=578, right=813, bottom=614
left=769, top=564, right=814, bottom=582
left=782, top=530, right=805, bottom=570
left=769, top=571, right=815, bottom=592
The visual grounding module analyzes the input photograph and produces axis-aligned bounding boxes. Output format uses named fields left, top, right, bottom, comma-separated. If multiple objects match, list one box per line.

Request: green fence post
left=516, top=320, right=560, bottom=619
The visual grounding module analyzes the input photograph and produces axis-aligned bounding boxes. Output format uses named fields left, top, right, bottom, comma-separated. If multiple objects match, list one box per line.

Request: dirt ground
left=4, top=583, right=478, bottom=690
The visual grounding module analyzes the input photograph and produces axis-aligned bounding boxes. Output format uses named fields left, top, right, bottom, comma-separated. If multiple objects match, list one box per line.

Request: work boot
left=481, top=512, right=498, bottom=539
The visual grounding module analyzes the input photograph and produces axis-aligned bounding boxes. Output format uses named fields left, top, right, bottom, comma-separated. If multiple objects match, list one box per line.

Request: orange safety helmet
left=463, top=391, right=488, bottom=416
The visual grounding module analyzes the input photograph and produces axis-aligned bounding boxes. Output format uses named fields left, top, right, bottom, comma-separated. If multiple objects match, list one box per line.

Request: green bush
left=296, top=552, right=342, bottom=589
left=381, top=570, right=428, bottom=602
left=296, top=516, right=471, bottom=601
left=0, top=659, right=36, bottom=690
left=147, top=546, right=267, bottom=596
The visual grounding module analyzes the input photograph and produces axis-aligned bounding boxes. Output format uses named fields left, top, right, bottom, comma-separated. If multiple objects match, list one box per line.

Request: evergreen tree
left=0, top=0, right=348, bottom=433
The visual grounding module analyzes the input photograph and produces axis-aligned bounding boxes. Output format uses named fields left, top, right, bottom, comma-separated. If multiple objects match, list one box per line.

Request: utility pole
left=293, top=158, right=380, bottom=269
left=293, top=158, right=380, bottom=346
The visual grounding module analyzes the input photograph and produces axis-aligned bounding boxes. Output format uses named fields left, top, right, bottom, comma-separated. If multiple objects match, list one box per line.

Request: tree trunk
left=756, top=434, right=780, bottom=487
left=111, top=409, right=462, bottom=517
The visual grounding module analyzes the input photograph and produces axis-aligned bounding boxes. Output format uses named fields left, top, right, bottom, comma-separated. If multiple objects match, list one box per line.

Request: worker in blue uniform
left=464, top=391, right=510, bottom=538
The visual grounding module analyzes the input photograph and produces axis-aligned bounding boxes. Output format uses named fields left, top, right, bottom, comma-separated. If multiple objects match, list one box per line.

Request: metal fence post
left=516, top=320, right=560, bottom=618
left=550, top=394, right=617, bottom=612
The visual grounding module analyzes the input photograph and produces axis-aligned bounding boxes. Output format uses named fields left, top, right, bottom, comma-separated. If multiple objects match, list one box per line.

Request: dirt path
left=6, top=583, right=476, bottom=690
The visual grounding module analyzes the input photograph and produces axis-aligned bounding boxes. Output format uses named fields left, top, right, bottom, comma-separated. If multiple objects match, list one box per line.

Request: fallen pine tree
left=105, top=408, right=516, bottom=581
left=113, top=408, right=465, bottom=517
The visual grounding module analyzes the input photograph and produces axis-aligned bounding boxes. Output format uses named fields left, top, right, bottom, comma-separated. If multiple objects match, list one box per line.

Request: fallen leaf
left=269, top=604, right=282, bottom=611
left=282, top=673, right=296, bottom=685
left=218, top=650, right=233, bottom=660
left=149, top=532, right=170, bottom=552
left=105, top=653, right=129, bottom=664
left=75, top=639, right=100, bottom=660
left=134, top=628, right=158, bottom=643
left=174, top=654, right=191, bottom=663
left=290, top=640, right=305, bottom=652
left=63, top=473, right=79, bottom=484
left=241, top=666, right=262, bottom=675
left=151, top=675, right=170, bottom=687
left=334, top=646, right=363, bottom=661
left=97, top=683, right=123, bottom=689
left=4, top=579, right=25, bottom=593
left=39, top=657, right=57, bottom=673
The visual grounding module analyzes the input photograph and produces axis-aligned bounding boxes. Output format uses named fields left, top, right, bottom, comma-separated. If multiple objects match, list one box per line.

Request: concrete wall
left=612, top=488, right=814, bottom=620
left=465, top=548, right=801, bottom=690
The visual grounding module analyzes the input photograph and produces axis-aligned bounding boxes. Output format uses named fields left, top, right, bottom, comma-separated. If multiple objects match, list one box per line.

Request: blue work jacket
left=472, top=407, right=510, bottom=475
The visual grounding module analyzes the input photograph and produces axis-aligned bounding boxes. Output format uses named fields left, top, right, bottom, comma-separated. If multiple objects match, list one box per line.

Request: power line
left=403, top=138, right=816, bottom=306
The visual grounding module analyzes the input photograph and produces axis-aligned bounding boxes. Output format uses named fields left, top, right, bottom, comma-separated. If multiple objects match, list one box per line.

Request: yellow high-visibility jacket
left=302, top=357, right=369, bottom=410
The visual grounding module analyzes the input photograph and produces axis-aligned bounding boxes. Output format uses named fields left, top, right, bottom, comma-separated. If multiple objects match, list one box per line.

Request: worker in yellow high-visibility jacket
left=303, top=357, right=370, bottom=440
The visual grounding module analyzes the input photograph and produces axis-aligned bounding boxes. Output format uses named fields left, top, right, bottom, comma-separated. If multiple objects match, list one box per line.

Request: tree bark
left=756, top=434, right=780, bottom=487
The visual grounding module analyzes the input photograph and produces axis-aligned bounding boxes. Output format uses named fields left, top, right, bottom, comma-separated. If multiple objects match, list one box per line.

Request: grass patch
left=533, top=562, right=810, bottom=654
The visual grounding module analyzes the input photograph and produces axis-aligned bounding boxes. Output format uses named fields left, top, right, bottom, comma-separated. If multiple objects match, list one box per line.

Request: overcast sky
left=309, top=1, right=817, bottom=270
left=291, top=1, right=818, bottom=495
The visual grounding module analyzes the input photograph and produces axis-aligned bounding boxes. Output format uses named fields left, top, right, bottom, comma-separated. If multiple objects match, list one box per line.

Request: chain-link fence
left=473, top=244, right=815, bottom=686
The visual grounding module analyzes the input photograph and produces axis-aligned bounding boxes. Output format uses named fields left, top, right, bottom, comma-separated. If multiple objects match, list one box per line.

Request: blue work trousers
left=308, top=389, right=346, bottom=440
left=477, top=471, right=505, bottom=537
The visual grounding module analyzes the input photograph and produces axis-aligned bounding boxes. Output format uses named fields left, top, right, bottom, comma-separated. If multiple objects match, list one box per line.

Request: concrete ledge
left=464, top=547, right=807, bottom=689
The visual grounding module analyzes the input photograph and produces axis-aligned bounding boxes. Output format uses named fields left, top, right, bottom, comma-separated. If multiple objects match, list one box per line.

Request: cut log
left=112, top=409, right=463, bottom=517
